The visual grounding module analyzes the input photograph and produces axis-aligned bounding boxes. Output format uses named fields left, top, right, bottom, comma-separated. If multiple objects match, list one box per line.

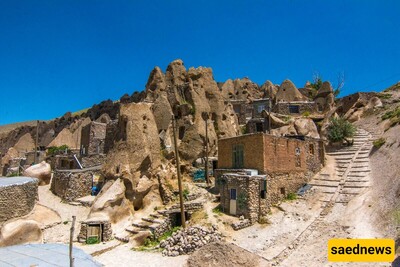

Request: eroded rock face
left=314, top=81, right=335, bottom=112
left=103, top=102, right=161, bottom=179
left=23, top=161, right=52, bottom=186
left=275, top=80, right=307, bottom=102
left=48, top=117, right=91, bottom=149
left=142, top=60, right=239, bottom=162
left=260, top=80, right=278, bottom=99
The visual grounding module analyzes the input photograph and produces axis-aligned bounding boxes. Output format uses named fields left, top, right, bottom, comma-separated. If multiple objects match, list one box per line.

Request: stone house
left=217, top=133, right=324, bottom=222
left=251, top=98, right=272, bottom=118
left=80, top=122, right=107, bottom=156
left=78, top=219, right=112, bottom=243
left=272, top=101, right=318, bottom=115
left=50, top=166, right=103, bottom=201
left=227, top=100, right=252, bottom=125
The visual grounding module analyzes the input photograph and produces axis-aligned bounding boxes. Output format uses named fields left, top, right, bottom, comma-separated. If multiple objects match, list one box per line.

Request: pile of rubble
left=160, top=225, right=221, bottom=257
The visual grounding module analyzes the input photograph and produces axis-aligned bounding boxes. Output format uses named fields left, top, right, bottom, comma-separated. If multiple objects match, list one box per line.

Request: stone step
left=341, top=188, right=363, bottom=195
left=142, top=217, right=164, bottom=224
left=150, top=213, right=162, bottom=219
left=314, top=178, right=341, bottom=182
left=343, top=184, right=370, bottom=188
left=349, top=169, right=371, bottom=173
left=125, top=226, right=141, bottom=234
left=309, top=182, right=339, bottom=188
left=132, top=221, right=152, bottom=229
left=351, top=163, right=370, bottom=168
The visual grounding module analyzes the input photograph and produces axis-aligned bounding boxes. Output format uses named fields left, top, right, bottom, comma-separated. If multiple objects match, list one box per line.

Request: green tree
left=327, top=117, right=356, bottom=145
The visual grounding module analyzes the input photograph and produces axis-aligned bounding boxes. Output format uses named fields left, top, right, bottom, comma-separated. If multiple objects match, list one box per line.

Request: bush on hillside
left=327, top=117, right=356, bottom=145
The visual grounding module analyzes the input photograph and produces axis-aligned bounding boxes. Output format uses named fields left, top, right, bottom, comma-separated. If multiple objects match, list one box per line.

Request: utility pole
left=204, top=115, right=210, bottom=185
left=268, top=99, right=272, bottom=134
left=69, top=215, right=76, bottom=267
left=34, top=120, right=39, bottom=164
left=172, top=115, right=186, bottom=228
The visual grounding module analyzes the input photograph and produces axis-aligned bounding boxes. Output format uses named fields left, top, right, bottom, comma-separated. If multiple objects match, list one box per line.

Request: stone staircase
left=310, top=129, right=373, bottom=205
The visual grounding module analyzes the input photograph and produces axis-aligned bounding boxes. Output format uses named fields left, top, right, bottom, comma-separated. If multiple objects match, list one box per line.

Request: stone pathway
left=270, top=128, right=375, bottom=265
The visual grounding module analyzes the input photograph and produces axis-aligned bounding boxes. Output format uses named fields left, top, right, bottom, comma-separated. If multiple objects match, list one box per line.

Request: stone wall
left=78, top=220, right=112, bottom=242
left=80, top=154, right=106, bottom=168
left=104, top=120, right=118, bottom=154
left=51, top=168, right=101, bottom=201
left=220, top=171, right=315, bottom=223
left=219, top=174, right=267, bottom=223
left=272, top=102, right=317, bottom=115
left=0, top=177, right=38, bottom=222
left=81, top=122, right=107, bottom=155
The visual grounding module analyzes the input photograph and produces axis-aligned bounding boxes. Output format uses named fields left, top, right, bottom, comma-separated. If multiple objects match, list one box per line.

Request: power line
left=359, top=72, right=400, bottom=91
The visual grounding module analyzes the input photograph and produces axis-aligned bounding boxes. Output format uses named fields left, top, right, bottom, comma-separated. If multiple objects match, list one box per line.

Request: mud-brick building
left=273, top=101, right=317, bottom=115
left=227, top=100, right=252, bottom=125
left=80, top=122, right=107, bottom=155
left=217, top=133, right=324, bottom=222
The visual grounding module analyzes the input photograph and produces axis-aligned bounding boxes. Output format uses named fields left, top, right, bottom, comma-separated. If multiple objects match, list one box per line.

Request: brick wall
left=218, top=133, right=323, bottom=175
left=218, top=133, right=265, bottom=172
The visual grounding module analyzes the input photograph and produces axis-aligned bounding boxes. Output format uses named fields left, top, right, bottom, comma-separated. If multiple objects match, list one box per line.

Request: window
left=232, top=144, right=244, bottom=168
left=309, top=144, right=315, bottom=155
left=230, top=188, right=237, bottom=200
left=289, top=105, right=300, bottom=114
left=257, top=104, right=265, bottom=113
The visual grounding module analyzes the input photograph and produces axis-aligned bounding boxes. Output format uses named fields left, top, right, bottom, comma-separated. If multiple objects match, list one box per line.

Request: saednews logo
left=328, top=239, right=395, bottom=262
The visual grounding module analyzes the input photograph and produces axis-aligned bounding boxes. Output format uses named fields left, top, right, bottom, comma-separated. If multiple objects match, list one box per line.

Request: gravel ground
left=93, top=244, right=189, bottom=267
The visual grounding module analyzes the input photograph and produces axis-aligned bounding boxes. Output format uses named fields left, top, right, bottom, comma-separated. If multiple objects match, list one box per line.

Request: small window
left=260, top=190, right=266, bottom=199
left=289, top=105, right=300, bottom=114
left=309, top=144, right=315, bottom=155
left=230, top=188, right=237, bottom=200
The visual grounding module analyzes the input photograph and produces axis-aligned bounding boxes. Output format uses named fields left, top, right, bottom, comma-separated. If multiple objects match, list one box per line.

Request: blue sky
left=1, top=0, right=399, bottom=125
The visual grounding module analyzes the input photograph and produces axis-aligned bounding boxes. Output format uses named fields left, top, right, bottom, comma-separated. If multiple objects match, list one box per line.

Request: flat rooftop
left=0, top=244, right=101, bottom=267
left=0, top=176, right=38, bottom=187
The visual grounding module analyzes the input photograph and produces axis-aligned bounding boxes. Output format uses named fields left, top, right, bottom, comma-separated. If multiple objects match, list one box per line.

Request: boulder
left=88, top=179, right=133, bottom=224
left=270, top=124, right=297, bottom=137
left=294, top=118, right=320, bottom=139
left=23, top=161, right=52, bottom=185
left=0, top=220, right=42, bottom=247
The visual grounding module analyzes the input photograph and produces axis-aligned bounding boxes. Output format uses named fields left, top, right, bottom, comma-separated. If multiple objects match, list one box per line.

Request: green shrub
left=378, top=93, right=392, bottom=100
left=327, top=117, right=356, bottom=144
left=86, top=236, right=99, bottom=245
left=302, top=111, right=311, bottom=117
left=373, top=138, right=386, bottom=148
left=382, top=107, right=400, bottom=120
left=285, top=193, right=297, bottom=201
left=183, top=188, right=190, bottom=200
left=47, top=145, right=69, bottom=155
left=241, top=126, right=247, bottom=135
left=212, top=205, right=223, bottom=215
